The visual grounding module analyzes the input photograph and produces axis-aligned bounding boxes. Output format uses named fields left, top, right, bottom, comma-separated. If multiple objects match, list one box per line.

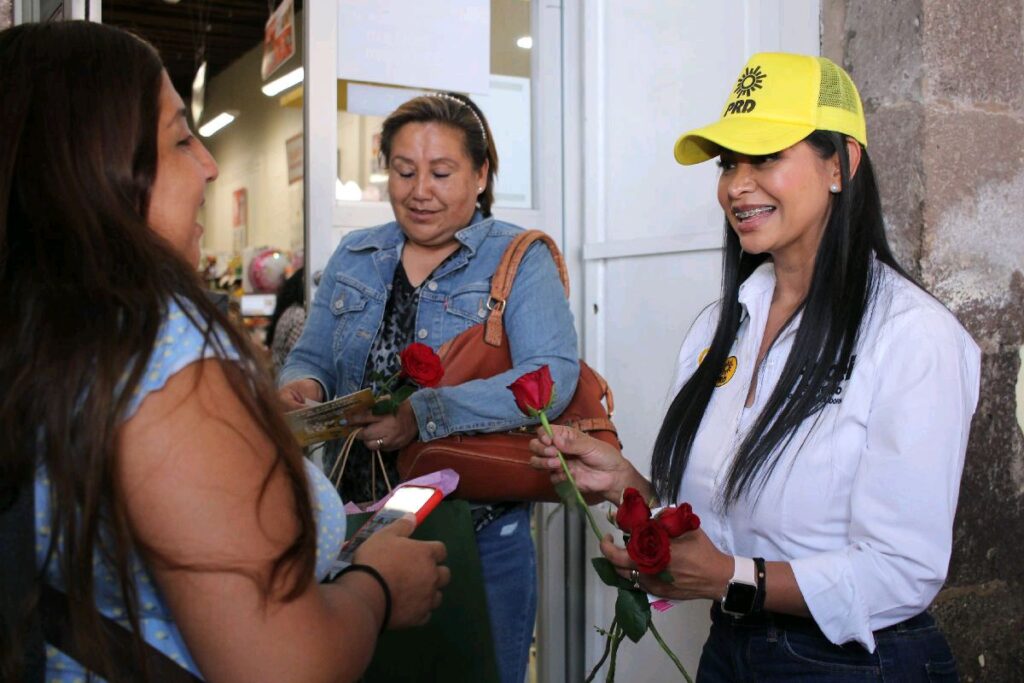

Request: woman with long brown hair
left=0, top=21, right=448, bottom=682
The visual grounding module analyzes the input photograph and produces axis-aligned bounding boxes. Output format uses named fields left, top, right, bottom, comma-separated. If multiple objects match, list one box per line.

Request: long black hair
left=265, top=267, right=305, bottom=347
left=651, top=131, right=915, bottom=507
left=0, top=22, right=316, bottom=681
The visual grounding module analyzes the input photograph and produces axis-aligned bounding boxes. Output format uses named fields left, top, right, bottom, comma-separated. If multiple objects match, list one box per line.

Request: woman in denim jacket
left=279, top=93, right=579, bottom=683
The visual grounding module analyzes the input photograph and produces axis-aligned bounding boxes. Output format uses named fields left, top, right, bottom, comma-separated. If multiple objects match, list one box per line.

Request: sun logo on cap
left=733, top=66, right=767, bottom=98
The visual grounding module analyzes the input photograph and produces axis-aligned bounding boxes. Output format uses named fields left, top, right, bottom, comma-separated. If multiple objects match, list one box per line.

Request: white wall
left=202, top=25, right=305, bottom=256
left=566, top=0, right=820, bottom=678
left=286, top=1, right=821, bottom=679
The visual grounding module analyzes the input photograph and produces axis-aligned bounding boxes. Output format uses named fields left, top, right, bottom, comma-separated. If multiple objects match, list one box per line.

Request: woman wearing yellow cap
left=531, top=53, right=980, bottom=680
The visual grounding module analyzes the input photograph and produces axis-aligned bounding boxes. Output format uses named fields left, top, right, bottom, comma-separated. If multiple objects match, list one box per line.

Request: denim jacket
left=280, top=213, right=580, bottom=442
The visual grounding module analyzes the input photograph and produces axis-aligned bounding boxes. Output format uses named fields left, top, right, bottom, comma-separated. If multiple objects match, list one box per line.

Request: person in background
left=278, top=92, right=580, bottom=683
left=267, top=266, right=306, bottom=375
left=0, top=21, right=447, bottom=683
left=531, top=53, right=980, bottom=681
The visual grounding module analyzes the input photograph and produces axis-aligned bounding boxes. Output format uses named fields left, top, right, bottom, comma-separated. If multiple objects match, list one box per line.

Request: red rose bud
left=626, top=519, right=671, bottom=575
left=507, top=365, right=555, bottom=416
left=399, top=343, right=444, bottom=388
left=615, top=487, right=652, bottom=534
left=655, top=503, right=701, bottom=538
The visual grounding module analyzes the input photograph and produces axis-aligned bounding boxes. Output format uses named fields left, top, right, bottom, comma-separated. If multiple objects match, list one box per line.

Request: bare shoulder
left=117, top=358, right=297, bottom=569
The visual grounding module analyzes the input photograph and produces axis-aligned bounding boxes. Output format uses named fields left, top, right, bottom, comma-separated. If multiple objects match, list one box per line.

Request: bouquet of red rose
left=588, top=489, right=699, bottom=682
left=508, top=365, right=697, bottom=683
left=371, top=342, right=444, bottom=414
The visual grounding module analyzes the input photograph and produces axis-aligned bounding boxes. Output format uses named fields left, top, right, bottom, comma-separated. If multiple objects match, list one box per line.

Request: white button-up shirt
left=672, top=261, right=981, bottom=651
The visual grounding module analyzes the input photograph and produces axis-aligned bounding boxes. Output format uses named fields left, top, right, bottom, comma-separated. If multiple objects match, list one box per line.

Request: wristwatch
left=721, top=556, right=758, bottom=617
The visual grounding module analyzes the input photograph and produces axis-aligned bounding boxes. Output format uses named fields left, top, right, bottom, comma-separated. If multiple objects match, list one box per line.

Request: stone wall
left=1, top=0, right=13, bottom=31
left=824, top=1, right=1024, bottom=680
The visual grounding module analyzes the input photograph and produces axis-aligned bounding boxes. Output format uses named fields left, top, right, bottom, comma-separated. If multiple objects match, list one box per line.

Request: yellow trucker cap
left=673, top=53, right=867, bottom=165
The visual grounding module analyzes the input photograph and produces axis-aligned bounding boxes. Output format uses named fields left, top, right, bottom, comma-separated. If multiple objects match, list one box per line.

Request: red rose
left=626, top=519, right=671, bottom=575
left=655, top=503, right=700, bottom=538
left=399, top=343, right=444, bottom=388
left=615, top=487, right=651, bottom=534
left=507, top=365, right=555, bottom=416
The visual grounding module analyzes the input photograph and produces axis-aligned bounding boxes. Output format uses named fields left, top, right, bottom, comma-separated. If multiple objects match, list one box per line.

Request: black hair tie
left=334, top=563, right=392, bottom=635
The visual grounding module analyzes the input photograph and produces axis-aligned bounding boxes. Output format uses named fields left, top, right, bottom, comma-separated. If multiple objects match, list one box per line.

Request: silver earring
left=830, top=183, right=840, bottom=194
left=477, top=187, right=484, bottom=194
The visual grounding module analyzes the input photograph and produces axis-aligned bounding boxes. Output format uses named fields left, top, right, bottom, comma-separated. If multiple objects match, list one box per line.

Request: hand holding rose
left=528, top=423, right=652, bottom=505
left=355, top=342, right=443, bottom=451
left=513, top=371, right=697, bottom=681
left=610, top=487, right=702, bottom=576
left=601, top=525, right=733, bottom=603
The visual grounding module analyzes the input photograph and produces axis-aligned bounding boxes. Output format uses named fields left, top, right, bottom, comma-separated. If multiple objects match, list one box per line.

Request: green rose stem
left=649, top=619, right=693, bottom=683
left=585, top=618, right=618, bottom=683
left=606, top=623, right=623, bottom=682
left=538, top=411, right=604, bottom=542
left=380, top=369, right=402, bottom=393
left=536, top=400, right=692, bottom=683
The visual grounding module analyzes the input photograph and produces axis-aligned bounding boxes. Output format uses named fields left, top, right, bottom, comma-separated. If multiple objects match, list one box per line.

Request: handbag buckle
left=485, top=296, right=506, bottom=313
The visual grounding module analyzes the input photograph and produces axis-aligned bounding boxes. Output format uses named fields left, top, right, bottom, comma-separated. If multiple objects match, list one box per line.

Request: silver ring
left=374, top=437, right=385, bottom=449
left=629, top=568, right=640, bottom=589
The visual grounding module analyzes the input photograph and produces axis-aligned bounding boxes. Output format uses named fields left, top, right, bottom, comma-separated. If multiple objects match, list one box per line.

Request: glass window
left=104, top=0, right=306, bottom=348
left=336, top=0, right=535, bottom=210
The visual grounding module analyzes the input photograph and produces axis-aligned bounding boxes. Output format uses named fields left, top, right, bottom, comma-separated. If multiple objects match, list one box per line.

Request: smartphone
left=333, top=485, right=443, bottom=568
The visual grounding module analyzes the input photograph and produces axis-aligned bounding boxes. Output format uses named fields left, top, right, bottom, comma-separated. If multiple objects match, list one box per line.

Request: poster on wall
left=262, top=0, right=296, bottom=81
left=286, top=133, right=303, bottom=185
left=232, top=188, right=248, bottom=252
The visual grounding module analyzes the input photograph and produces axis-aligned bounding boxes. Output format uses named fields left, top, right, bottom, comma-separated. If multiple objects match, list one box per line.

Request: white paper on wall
left=475, top=75, right=532, bottom=209
left=337, top=0, right=490, bottom=95
left=346, top=83, right=430, bottom=117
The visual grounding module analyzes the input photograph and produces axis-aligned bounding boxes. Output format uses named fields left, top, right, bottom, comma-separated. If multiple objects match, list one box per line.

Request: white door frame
left=303, top=3, right=575, bottom=680
left=564, top=0, right=820, bottom=677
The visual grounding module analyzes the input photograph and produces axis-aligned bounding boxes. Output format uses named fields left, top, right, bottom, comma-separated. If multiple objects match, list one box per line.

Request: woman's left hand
left=600, top=528, right=733, bottom=602
left=351, top=400, right=420, bottom=451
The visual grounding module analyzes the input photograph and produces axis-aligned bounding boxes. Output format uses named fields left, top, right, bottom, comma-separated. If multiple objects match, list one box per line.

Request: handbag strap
left=584, top=363, right=615, bottom=417
left=479, top=231, right=618, bottom=417
left=484, top=230, right=570, bottom=347
left=327, top=427, right=393, bottom=495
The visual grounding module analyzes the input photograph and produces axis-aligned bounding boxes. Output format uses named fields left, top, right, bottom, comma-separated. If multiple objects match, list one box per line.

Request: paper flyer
left=285, top=388, right=375, bottom=446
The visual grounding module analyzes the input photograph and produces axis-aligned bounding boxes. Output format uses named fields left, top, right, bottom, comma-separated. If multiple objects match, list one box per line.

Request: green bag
left=346, top=500, right=500, bottom=683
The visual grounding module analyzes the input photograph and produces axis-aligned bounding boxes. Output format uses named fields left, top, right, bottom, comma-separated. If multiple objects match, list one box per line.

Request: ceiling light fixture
left=516, top=36, right=533, bottom=49
left=262, top=66, right=304, bottom=96
left=191, top=61, right=207, bottom=125
left=198, top=111, right=237, bottom=138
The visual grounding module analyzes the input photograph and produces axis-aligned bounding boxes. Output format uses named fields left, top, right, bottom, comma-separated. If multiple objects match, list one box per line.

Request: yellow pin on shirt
left=698, top=348, right=738, bottom=387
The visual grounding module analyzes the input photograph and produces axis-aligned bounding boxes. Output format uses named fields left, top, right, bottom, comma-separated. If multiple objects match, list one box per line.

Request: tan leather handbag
left=397, top=230, right=619, bottom=502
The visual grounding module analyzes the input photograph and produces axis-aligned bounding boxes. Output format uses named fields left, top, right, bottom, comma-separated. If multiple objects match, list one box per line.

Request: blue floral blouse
left=35, top=300, right=347, bottom=681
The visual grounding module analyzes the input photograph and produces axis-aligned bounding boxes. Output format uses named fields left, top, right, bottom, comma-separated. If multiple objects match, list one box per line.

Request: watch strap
left=753, top=557, right=767, bottom=613
left=720, top=556, right=758, bottom=617
left=730, top=556, right=756, bottom=587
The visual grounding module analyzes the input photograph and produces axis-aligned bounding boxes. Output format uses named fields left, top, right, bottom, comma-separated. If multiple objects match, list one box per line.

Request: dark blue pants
left=477, top=505, right=536, bottom=683
left=696, top=603, right=959, bottom=682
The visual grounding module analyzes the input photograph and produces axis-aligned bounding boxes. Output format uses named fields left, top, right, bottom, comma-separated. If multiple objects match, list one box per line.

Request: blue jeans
left=476, top=505, right=537, bottom=683
left=697, top=603, right=959, bottom=682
